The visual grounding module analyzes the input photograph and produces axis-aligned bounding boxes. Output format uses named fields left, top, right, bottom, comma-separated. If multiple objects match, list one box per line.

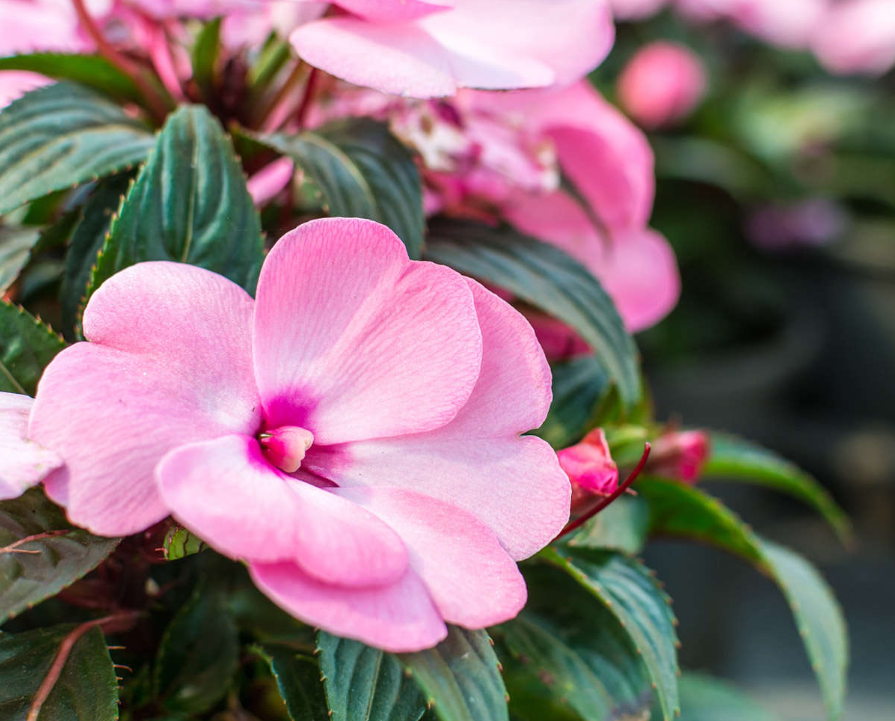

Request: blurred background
left=596, top=3, right=895, bottom=719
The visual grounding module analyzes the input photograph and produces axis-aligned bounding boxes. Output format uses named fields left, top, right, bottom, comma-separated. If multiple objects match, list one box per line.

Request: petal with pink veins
left=250, top=560, right=447, bottom=652
left=157, top=434, right=408, bottom=587
left=0, top=392, right=62, bottom=501
left=334, top=486, right=527, bottom=628
left=303, top=280, right=570, bottom=561
left=29, top=262, right=261, bottom=536
left=253, top=218, right=482, bottom=444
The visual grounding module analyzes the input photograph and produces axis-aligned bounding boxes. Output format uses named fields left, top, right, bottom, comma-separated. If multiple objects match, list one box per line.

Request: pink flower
left=812, top=0, right=895, bottom=76
left=617, top=41, right=707, bottom=129
left=27, top=218, right=569, bottom=651
left=290, top=0, right=615, bottom=98
left=557, top=428, right=619, bottom=515
left=646, top=430, right=710, bottom=483
left=0, top=392, right=62, bottom=500
left=609, top=0, right=667, bottom=20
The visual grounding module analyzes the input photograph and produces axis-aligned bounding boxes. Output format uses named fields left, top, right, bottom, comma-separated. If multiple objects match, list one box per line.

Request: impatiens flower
left=557, top=428, right=618, bottom=518
left=617, top=41, right=708, bottom=129
left=27, top=218, right=570, bottom=651
left=812, top=0, right=895, bottom=76
left=646, top=430, right=710, bottom=483
left=290, top=0, right=615, bottom=97
left=0, top=392, right=62, bottom=500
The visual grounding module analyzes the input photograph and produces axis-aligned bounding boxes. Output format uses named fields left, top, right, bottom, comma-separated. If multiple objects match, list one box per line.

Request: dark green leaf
left=703, top=433, right=853, bottom=546
left=539, top=547, right=679, bottom=720
left=638, top=478, right=848, bottom=721
left=399, top=627, right=508, bottom=721
left=0, top=489, right=119, bottom=626
left=0, top=54, right=145, bottom=103
left=247, top=118, right=424, bottom=258
left=498, top=563, right=652, bottom=721
left=0, top=82, right=154, bottom=216
left=91, top=105, right=264, bottom=296
left=60, top=175, right=131, bottom=338
left=566, top=494, right=651, bottom=556
left=0, top=302, right=65, bottom=395
left=316, top=631, right=426, bottom=721
left=426, top=220, right=641, bottom=408
left=255, top=645, right=329, bottom=721
left=154, top=585, right=239, bottom=714
left=191, top=18, right=223, bottom=99
left=247, top=36, right=292, bottom=97
left=0, top=623, right=118, bottom=720
left=0, top=225, right=41, bottom=293
left=668, top=673, right=780, bottom=721
left=534, top=355, right=610, bottom=448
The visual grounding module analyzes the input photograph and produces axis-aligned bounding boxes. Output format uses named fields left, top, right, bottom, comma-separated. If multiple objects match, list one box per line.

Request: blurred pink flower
left=617, top=41, right=707, bottom=129
left=677, top=0, right=828, bottom=48
left=646, top=430, right=710, bottom=483
left=609, top=0, right=667, bottom=20
left=0, top=392, right=62, bottom=500
left=290, top=0, right=615, bottom=97
left=812, top=0, right=895, bottom=75
left=27, top=217, right=569, bottom=651
left=558, top=428, right=619, bottom=516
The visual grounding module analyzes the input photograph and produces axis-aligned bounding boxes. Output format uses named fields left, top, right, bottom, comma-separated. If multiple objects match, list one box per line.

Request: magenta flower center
left=259, top=426, right=315, bottom=473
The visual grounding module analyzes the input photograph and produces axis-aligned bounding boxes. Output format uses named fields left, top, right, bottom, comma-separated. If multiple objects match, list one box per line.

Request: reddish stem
left=70, top=0, right=171, bottom=122
left=0, top=530, right=70, bottom=555
left=556, top=442, right=651, bottom=539
left=294, top=67, right=319, bottom=130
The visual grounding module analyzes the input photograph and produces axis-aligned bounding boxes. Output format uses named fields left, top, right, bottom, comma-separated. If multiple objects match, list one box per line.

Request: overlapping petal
left=0, top=392, right=62, bottom=500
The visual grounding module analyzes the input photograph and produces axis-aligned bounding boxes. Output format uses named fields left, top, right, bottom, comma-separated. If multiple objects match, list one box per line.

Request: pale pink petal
left=812, top=0, right=895, bottom=76
left=247, top=158, right=294, bottom=207
left=0, top=72, right=50, bottom=109
left=250, top=560, right=447, bottom=652
left=29, top=262, right=260, bottom=535
left=337, top=0, right=453, bottom=22
left=334, top=486, right=527, bottom=627
left=290, top=17, right=551, bottom=98
left=303, top=281, right=570, bottom=560
left=157, top=434, right=408, bottom=587
left=0, top=392, right=62, bottom=500
left=505, top=191, right=679, bottom=332
left=253, top=218, right=482, bottom=444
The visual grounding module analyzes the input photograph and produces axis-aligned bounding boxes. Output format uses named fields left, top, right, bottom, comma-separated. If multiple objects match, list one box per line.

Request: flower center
left=259, top=426, right=314, bottom=473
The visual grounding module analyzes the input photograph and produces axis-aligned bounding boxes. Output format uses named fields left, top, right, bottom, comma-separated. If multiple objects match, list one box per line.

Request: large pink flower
left=290, top=0, right=615, bottom=97
left=27, top=218, right=569, bottom=651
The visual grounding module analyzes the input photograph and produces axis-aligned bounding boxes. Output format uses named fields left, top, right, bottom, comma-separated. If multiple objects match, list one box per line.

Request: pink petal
left=250, top=560, right=447, bottom=652
left=253, top=218, right=483, bottom=444
left=0, top=72, right=50, bottom=109
left=336, top=0, right=454, bottom=22
left=29, top=262, right=260, bottom=535
left=334, top=486, right=527, bottom=628
left=304, top=280, right=570, bottom=560
left=157, top=434, right=408, bottom=587
left=290, top=17, right=552, bottom=98
left=247, top=158, right=294, bottom=207
left=0, top=392, right=62, bottom=500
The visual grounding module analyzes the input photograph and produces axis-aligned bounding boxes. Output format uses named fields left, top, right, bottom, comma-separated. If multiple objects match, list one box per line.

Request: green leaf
left=703, top=433, right=853, bottom=546
left=0, top=623, right=118, bottom=720
left=426, top=219, right=641, bottom=408
left=154, top=585, right=239, bottom=714
left=566, top=494, right=651, bottom=555
left=91, top=105, right=264, bottom=296
left=399, top=627, right=508, bottom=721
left=669, top=673, right=780, bottom=721
left=316, top=632, right=426, bottom=721
left=0, top=225, right=41, bottom=293
left=191, top=18, right=223, bottom=99
left=247, top=118, right=424, bottom=258
left=539, top=547, right=680, bottom=720
left=498, top=563, right=652, bottom=721
left=255, top=645, right=329, bottom=721
left=0, top=302, right=65, bottom=395
left=161, top=525, right=207, bottom=561
left=534, top=355, right=610, bottom=448
left=60, top=175, right=131, bottom=338
left=638, top=478, right=849, bottom=721
left=0, top=53, right=145, bottom=103
left=0, top=489, right=119, bottom=626
left=0, top=82, right=154, bottom=216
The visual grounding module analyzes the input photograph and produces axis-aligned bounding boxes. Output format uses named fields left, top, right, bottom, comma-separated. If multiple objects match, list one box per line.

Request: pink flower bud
left=558, top=429, right=620, bottom=515
left=617, top=41, right=707, bottom=129
left=647, top=430, right=710, bottom=483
